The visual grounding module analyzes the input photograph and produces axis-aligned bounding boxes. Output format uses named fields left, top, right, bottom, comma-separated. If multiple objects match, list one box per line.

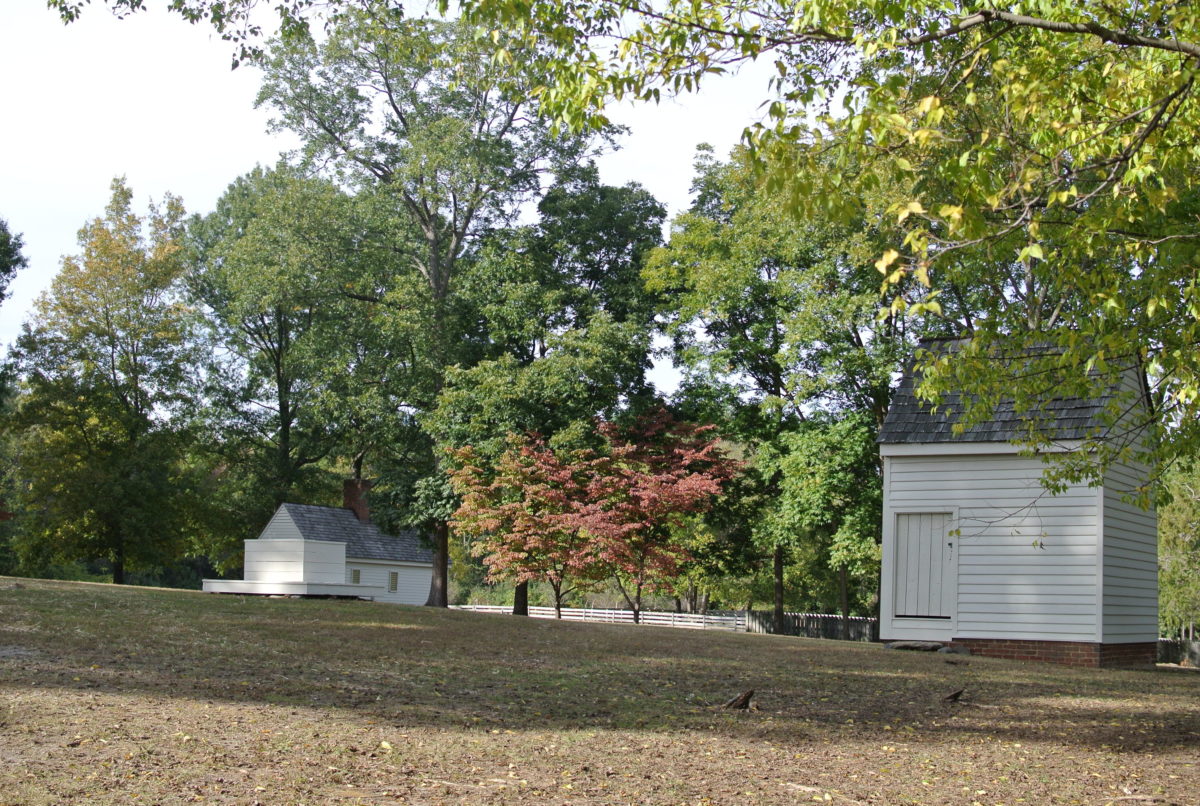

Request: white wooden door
left=893, top=512, right=956, bottom=620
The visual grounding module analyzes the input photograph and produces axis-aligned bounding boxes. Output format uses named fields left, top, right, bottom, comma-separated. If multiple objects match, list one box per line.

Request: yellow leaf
left=897, top=200, right=925, bottom=223
left=938, top=205, right=963, bottom=223
left=874, top=249, right=900, bottom=274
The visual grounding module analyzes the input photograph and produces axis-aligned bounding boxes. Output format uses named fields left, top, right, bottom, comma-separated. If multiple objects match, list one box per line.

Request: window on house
left=350, top=569, right=361, bottom=585
left=388, top=571, right=398, bottom=592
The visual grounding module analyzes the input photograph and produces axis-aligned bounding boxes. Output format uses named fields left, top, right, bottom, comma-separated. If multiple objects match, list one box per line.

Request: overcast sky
left=0, top=1, right=772, bottom=361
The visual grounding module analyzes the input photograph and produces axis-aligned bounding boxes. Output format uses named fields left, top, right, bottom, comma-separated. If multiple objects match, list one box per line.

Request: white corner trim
left=1095, top=482, right=1105, bottom=643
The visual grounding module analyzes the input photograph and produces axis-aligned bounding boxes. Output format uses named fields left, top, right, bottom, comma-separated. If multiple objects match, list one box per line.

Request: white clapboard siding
left=345, top=561, right=430, bottom=606
left=1102, top=459, right=1158, bottom=642
left=256, top=508, right=305, bottom=541
left=884, top=452, right=1101, bottom=642
left=243, top=538, right=346, bottom=584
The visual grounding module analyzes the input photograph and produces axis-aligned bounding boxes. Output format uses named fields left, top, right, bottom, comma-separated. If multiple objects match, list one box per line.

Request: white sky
left=0, top=1, right=774, bottom=376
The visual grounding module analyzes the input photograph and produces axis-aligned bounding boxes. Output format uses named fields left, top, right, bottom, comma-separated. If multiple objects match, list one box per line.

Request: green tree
left=646, top=148, right=908, bottom=627
left=256, top=10, right=597, bottom=606
left=0, top=216, right=28, bottom=410
left=0, top=217, right=27, bottom=307
left=427, top=170, right=663, bottom=609
left=1158, top=462, right=1200, bottom=640
left=428, top=315, right=652, bottom=608
left=5, top=179, right=197, bottom=583
left=771, top=413, right=883, bottom=632
left=187, top=167, right=363, bottom=556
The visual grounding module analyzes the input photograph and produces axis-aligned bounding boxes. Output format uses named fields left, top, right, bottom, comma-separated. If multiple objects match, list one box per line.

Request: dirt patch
left=1, top=577, right=1197, bottom=804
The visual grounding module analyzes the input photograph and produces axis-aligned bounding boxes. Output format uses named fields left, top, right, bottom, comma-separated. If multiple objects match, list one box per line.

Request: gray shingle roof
left=277, top=503, right=434, bottom=565
left=878, top=359, right=1114, bottom=445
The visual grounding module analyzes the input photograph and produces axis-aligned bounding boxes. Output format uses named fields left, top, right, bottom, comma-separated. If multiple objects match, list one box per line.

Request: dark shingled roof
left=878, top=361, right=1115, bottom=445
left=276, top=503, right=434, bottom=565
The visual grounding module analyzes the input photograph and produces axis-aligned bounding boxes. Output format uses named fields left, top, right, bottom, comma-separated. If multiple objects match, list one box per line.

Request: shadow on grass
left=2, top=577, right=1198, bottom=754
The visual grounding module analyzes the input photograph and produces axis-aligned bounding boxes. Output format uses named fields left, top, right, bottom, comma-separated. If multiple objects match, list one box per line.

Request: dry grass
left=0, top=577, right=1197, bottom=805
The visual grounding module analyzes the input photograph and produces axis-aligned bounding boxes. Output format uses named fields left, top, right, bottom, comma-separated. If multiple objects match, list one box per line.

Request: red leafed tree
left=580, top=408, right=739, bottom=623
left=450, top=408, right=738, bottom=621
left=450, top=437, right=601, bottom=617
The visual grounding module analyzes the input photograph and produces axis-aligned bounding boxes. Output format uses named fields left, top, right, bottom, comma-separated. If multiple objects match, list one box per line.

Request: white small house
left=878, top=357, right=1157, bottom=667
left=203, top=481, right=433, bottom=605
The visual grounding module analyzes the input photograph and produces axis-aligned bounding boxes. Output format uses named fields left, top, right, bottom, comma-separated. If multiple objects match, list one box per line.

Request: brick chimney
left=343, top=478, right=374, bottom=522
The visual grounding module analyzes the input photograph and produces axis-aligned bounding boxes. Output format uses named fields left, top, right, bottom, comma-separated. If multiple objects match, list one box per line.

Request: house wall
left=882, top=450, right=1101, bottom=643
left=345, top=560, right=430, bottom=606
left=1101, top=459, right=1158, bottom=643
left=243, top=539, right=346, bottom=584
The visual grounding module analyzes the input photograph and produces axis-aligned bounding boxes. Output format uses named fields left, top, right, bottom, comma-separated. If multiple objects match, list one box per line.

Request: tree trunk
left=424, top=520, right=449, bottom=607
left=772, top=544, right=785, bottom=634
left=633, top=581, right=643, bottom=624
left=512, top=580, right=529, bottom=616
left=839, top=564, right=850, bottom=640
left=112, top=539, right=125, bottom=585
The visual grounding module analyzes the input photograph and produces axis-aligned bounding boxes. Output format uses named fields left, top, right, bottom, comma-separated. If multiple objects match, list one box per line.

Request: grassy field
left=0, top=577, right=1197, bottom=805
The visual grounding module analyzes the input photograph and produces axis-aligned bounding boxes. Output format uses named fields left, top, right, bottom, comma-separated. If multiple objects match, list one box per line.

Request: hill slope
left=1, top=578, right=1197, bottom=804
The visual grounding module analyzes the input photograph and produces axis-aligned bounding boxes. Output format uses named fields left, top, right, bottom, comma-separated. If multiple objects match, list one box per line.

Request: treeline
left=5, top=8, right=1196, bottom=631
left=0, top=15, right=908, bottom=620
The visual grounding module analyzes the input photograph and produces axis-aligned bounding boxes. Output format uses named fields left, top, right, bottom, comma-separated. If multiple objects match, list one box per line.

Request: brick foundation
left=946, top=638, right=1157, bottom=668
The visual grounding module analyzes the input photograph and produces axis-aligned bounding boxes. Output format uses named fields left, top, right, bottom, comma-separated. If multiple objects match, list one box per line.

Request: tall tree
left=428, top=170, right=663, bottom=609
left=770, top=413, right=883, bottom=634
left=646, top=148, right=910, bottom=626
left=0, top=216, right=28, bottom=404
left=5, top=179, right=197, bottom=583
left=187, top=168, right=363, bottom=547
left=256, top=9, right=595, bottom=606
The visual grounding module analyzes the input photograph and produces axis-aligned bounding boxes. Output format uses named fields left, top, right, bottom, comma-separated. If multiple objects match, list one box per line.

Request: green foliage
left=52, top=0, right=1200, bottom=482
left=252, top=15, right=604, bottom=597
left=0, top=216, right=27, bottom=307
left=646, top=147, right=908, bottom=429
left=4, top=179, right=199, bottom=583
left=772, top=413, right=882, bottom=612
left=257, top=11, right=591, bottom=308
left=1158, top=462, right=1200, bottom=638
left=430, top=315, right=651, bottom=459
left=652, top=148, right=901, bottom=617
left=463, top=0, right=1200, bottom=484
left=186, top=167, right=363, bottom=554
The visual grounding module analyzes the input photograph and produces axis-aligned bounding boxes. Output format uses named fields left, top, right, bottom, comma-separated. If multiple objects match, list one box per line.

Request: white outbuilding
left=203, top=481, right=433, bottom=605
left=878, top=357, right=1157, bottom=667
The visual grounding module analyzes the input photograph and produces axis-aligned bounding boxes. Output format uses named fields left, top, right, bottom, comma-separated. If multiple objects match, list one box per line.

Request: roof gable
left=264, top=503, right=434, bottom=565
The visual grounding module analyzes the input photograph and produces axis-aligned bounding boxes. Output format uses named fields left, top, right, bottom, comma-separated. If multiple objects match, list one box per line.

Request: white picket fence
left=452, top=604, right=746, bottom=631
